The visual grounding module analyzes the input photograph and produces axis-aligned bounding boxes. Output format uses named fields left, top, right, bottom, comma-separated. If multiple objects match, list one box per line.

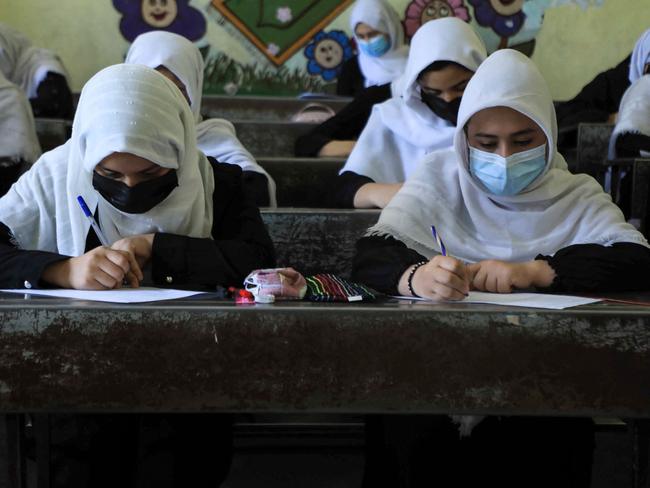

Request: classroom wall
left=1, top=0, right=648, bottom=100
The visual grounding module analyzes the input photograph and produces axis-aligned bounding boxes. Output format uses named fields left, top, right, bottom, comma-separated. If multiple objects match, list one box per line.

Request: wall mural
left=112, top=0, right=604, bottom=96
left=211, top=0, right=355, bottom=65
left=113, top=0, right=207, bottom=42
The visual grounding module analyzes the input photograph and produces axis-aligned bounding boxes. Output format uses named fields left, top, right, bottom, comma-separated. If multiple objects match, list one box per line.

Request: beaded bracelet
left=407, top=261, right=428, bottom=298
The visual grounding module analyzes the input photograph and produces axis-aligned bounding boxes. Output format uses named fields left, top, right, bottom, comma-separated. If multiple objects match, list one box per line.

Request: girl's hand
left=467, top=260, right=555, bottom=293
left=110, top=233, right=155, bottom=269
left=399, top=255, right=470, bottom=301
left=42, top=246, right=143, bottom=290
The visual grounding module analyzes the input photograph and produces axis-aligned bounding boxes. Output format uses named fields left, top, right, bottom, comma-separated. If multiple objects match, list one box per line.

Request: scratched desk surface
left=0, top=292, right=648, bottom=417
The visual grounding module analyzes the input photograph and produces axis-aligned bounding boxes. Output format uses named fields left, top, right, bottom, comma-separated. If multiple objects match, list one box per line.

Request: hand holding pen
left=66, top=196, right=143, bottom=289
left=399, top=225, right=470, bottom=300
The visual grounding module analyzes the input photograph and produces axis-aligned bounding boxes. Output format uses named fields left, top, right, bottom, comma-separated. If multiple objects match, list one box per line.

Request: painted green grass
left=203, top=52, right=335, bottom=96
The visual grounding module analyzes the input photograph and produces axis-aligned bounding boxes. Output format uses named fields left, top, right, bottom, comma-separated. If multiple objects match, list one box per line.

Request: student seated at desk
left=336, top=0, right=408, bottom=97
left=0, top=22, right=74, bottom=118
left=0, top=71, right=41, bottom=196
left=0, top=63, right=275, bottom=291
left=353, top=48, right=650, bottom=299
left=0, top=64, right=274, bottom=487
left=334, top=18, right=487, bottom=209
left=353, top=49, right=650, bottom=488
left=125, top=31, right=276, bottom=207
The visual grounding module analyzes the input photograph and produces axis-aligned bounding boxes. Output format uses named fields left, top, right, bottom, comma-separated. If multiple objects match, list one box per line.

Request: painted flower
left=267, top=43, right=281, bottom=56
left=304, top=30, right=354, bottom=82
left=469, top=0, right=526, bottom=39
left=404, top=0, right=471, bottom=38
left=276, top=6, right=293, bottom=24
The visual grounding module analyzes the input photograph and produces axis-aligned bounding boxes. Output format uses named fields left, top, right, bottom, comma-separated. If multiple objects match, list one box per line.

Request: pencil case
left=243, top=267, right=308, bottom=303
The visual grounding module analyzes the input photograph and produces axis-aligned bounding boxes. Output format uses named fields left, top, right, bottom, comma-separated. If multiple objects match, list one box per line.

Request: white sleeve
left=340, top=106, right=407, bottom=184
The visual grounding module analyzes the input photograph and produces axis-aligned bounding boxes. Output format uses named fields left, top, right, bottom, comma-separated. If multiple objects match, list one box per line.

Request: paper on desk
left=0, top=287, right=205, bottom=303
left=394, top=291, right=601, bottom=310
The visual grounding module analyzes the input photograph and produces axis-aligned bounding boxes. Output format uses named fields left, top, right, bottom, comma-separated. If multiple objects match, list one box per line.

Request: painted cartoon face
left=141, top=0, right=178, bottom=28
left=420, top=0, right=455, bottom=23
left=314, top=39, right=343, bottom=69
left=489, top=0, right=524, bottom=16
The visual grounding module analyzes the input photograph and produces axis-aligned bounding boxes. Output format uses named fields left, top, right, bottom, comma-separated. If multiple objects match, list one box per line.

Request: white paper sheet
left=0, top=287, right=206, bottom=303
left=393, top=291, right=601, bottom=310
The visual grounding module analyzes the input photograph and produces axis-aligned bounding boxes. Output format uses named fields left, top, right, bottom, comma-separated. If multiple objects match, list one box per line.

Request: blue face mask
left=468, top=144, right=547, bottom=196
left=358, top=35, right=391, bottom=58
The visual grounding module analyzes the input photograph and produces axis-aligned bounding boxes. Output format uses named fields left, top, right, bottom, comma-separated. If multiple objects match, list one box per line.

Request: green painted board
left=212, top=0, right=353, bottom=65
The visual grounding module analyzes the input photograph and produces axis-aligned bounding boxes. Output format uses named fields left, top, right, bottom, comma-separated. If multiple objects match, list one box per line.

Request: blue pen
left=431, top=225, right=447, bottom=256
left=77, top=196, right=110, bottom=247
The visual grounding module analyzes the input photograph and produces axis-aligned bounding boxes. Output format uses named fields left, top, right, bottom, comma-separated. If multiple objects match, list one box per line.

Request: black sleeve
left=29, top=72, right=74, bottom=119
left=294, top=83, right=392, bottom=157
left=151, top=163, right=276, bottom=289
left=0, top=222, right=70, bottom=289
left=331, top=171, right=374, bottom=208
left=351, top=235, right=427, bottom=295
left=555, top=55, right=631, bottom=128
left=242, top=171, right=270, bottom=207
left=536, top=242, right=650, bottom=293
left=336, top=57, right=364, bottom=97
left=615, top=132, right=650, bottom=158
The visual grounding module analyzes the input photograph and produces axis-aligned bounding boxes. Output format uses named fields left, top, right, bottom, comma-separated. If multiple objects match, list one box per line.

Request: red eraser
left=235, top=295, right=255, bottom=305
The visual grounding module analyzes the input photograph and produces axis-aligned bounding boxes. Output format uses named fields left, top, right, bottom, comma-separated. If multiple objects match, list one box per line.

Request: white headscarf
left=349, top=0, right=409, bottom=88
left=341, top=18, right=487, bottom=183
left=0, top=64, right=214, bottom=256
left=125, top=31, right=276, bottom=206
left=0, top=71, right=41, bottom=163
left=0, top=22, right=69, bottom=99
left=629, top=28, right=650, bottom=84
left=609, top=76, right=650, bottom=159
left=369, top=49, right=648, bottom=263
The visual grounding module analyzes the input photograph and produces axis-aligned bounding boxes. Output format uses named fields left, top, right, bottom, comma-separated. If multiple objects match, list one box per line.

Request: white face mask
left=468, top=144, right=547, bottom=196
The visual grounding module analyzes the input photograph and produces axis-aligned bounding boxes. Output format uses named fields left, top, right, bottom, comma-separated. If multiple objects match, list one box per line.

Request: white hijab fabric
left=0, top=23, right=69, bottom=99
left=0, top=64, right=214, bottom=256
left=0, top=71, right=41, bottom=163
left=126, top=31, right=203, bottom=122
left=125, top=31, right=276, bottom=206
left=609, top=76, right=650, bottom=159
left=350, top=0, right=409, bottom=88
left=342, top=18, right=487, bottom=183
left=369, top=49, right=648, bottom=263
left=629, top=28, right=650, bottom=84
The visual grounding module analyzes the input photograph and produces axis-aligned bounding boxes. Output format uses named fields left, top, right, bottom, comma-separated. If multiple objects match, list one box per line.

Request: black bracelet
left=407, top=261, right=428, bottom=298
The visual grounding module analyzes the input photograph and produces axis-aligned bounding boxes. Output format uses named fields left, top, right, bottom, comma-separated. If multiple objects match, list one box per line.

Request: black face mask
left=92, top=170, right=179, bottom=214
left=420, top=91, right=462, bottom=125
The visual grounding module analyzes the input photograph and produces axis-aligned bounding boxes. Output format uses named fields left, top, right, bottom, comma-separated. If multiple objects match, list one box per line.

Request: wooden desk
left=0, top=294, right=648, bottom=416
left=202, top=95, right=351, bottom=122
left=231, top=121, right=314, bottom=157
left=0, top=294, right=649, bottom=487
